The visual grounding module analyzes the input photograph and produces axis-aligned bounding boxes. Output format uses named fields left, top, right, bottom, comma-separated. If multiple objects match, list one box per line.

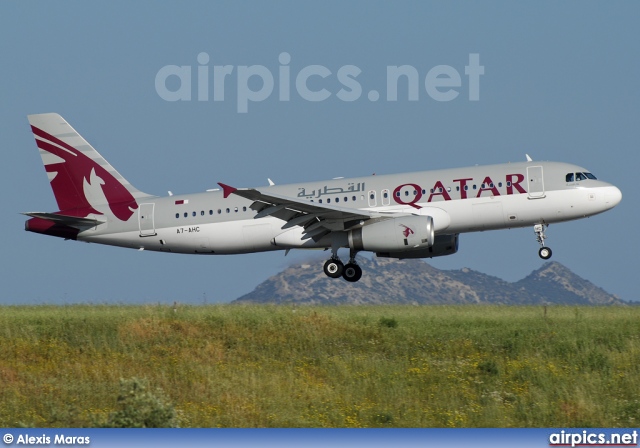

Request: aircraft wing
left=218, top=183, right=397, bottom=238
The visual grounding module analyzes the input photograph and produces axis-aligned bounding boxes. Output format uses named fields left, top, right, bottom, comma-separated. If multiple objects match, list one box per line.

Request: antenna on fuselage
left=525, top=154, right=533, bottom=162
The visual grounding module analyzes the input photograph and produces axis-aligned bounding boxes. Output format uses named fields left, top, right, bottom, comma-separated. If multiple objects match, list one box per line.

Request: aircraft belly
left=82, top=221, right=282, bottom=255
left=242, top=223, right=277, bottom=251
left=200, top=221, right=279, bottom=254
left=434, top=200, right=477, bottom=233
left=80, top=231, right=147, bottom=249
left=439, top=193, right=557, bottom=233
left=514, top=190, right=575, bottom=224
left=471, top=201, right=505, bottom=231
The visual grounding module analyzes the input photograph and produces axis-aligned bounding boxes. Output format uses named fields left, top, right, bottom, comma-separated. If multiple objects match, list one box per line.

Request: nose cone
left=604, top=186, right=622, bottom=208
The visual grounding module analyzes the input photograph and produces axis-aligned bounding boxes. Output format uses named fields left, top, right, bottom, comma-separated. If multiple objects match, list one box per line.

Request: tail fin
left=27, top=113, right=151, bottom=222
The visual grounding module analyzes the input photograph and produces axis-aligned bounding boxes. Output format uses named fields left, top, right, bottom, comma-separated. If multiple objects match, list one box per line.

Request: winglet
left=217, top=183, right=237, bottom=199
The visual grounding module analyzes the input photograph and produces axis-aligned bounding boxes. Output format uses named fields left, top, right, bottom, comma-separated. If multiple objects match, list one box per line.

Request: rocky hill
left=234, top=258, right=624, bottom=305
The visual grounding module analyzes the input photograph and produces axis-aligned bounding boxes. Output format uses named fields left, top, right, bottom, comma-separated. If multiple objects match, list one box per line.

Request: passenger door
left=527, top=166, right=545, bottom=199
left=138, top=203, right=156, bottom=237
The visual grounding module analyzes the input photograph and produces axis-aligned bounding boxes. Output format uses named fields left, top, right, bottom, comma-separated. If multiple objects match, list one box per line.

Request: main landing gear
left=323, top=257, right=344, bottom=278
left=323, top=250, right=363, bottom=282
left=534, top=223, right=552, bottom=260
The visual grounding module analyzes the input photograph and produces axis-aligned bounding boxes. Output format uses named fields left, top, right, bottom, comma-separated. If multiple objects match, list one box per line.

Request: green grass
left=1, top=305, right=639, bottom=427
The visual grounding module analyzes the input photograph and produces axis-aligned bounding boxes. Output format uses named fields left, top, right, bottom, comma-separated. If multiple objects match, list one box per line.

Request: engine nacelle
left=376, top=234, right=459, bottom=259
left=348, top=215, right=434, bottom=252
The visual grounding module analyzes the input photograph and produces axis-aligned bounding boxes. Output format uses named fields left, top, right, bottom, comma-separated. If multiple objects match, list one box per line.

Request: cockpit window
left=568, top=172, right=597, bottom=182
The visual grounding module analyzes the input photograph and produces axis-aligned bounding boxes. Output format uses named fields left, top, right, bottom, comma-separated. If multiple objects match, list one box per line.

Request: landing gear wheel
left=534, top=223, right=552, bottom=260
left=323, top=259, right=344, bottom=278
left=538, top=247, right=552, bottom=260
left=342, top=263, right=363, bottom=283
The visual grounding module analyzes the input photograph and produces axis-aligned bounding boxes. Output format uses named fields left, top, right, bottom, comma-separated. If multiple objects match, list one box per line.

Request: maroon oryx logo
left=400, top=224, right=414, bottom=238
left=31, top=125, right=138, bottom=221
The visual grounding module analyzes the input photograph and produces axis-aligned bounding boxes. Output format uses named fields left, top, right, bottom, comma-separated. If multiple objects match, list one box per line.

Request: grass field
left=0, top=304, right=639, bottom=427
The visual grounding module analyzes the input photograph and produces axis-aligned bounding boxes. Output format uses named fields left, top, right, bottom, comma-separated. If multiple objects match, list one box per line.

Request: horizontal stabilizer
left=22, top=212, right=105, bottom=229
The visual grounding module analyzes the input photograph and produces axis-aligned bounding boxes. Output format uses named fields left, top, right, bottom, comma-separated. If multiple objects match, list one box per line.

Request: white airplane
left=24, top=113, right=622, bottom=282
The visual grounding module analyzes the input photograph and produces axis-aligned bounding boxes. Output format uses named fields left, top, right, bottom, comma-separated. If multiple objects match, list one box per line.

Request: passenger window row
left=175, top=206, right=248, bottom=219
left=312, top=195, right=361, bottom=204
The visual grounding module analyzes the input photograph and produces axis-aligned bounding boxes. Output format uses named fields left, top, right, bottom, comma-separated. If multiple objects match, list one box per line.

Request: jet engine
left=376, top=234, right=459, bottom=259
left=348, top=215, right=434, bottom=252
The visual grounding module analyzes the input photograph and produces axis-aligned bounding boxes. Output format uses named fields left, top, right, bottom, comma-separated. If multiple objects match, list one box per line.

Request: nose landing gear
left=534, top=223, right=552, bottom=260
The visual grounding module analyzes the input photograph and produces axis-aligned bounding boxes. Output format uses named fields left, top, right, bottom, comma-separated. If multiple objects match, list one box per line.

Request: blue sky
left=1, top=1, right=637, bottom=304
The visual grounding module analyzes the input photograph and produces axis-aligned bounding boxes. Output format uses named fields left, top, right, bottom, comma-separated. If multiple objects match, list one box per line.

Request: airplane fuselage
left=70, top=161, right=620, bottom=255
